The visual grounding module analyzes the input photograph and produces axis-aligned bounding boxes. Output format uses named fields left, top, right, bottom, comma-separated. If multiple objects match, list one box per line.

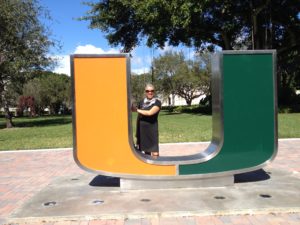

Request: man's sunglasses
left=145, top=90, right=154, bottom=93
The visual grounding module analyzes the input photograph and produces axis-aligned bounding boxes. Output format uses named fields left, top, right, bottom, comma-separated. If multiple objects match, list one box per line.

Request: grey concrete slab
left=8, top=167, right=300, bottom=224
left=120, top=175, right=234, bottom=190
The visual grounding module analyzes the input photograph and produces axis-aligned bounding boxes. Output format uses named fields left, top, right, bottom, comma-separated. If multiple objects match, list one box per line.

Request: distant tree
left=17, top=96, right=36, bottom=117
left=22, top=77, right=45, bottom=115
left=152, top=51, right=185, bottom=105
left=152, top=51, right=211, bottom=106
left=174, top=54, right=211, bottom=106
left=195, top=52, right=212, bottom=106
left=131, top=73, right=152, bottom=103
left=0, top=0, right=56, bottom=128
left=277, top=49, right=300, bottom=106
left=23, top=72, right=71, bottom=115
left=48, top=73, right=71, bottom=114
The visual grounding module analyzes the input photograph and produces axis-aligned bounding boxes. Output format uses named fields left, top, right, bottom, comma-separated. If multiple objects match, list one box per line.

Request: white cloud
left=155, top=43, right=200, bottom=61
left=132, top=67, right=150, bottom=75
left=129, top=48, right=152, bottom=74
left=131, top=54, right=152, bottom=67
left=53, top=55, right=70, bottom=75
left=186, top=49, right=197, bottom=60
left=52, top=44, right=209, bottom=76
left=52, top=44, right=158, bottom=76
left=74, top=44, right=119, bottom=54
left=52, top=44, right=120, bottom=76
left=157, top=44, right=174, bottom=54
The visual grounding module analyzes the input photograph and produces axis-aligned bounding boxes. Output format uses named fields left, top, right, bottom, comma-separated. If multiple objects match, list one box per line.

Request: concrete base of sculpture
left=120, top=175, right=234, bottom=190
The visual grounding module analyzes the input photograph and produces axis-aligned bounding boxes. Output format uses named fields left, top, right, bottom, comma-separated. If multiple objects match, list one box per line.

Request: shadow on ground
left=89, top=175, right=120, bottom=187
left=234, top=169, right=270, bottom=183
left=88, top=169, right=270, bottom=188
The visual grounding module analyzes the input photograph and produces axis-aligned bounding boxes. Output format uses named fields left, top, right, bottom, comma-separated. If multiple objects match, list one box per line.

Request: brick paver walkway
left=0, top=139, right=300, bottom=225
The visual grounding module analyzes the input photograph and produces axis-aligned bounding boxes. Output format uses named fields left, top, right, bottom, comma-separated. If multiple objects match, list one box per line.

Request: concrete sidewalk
left=0, top=139, right=300, bottom=225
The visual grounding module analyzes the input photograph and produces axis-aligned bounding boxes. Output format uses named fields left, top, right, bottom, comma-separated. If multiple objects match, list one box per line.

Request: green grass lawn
left=0, top=112, right=299, bottom=150
left=278, top=113, right=300, bottom=138
left=0, top=116, right=73, bottom=150
left=132, top=111, right=212, bottom=143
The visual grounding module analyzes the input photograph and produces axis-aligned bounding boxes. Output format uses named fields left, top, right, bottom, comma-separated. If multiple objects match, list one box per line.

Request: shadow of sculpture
left=89, top=175, right=120, bottom=187
left=234, top=169, right=271, bottom=183
left=89, top=169, right=270, bottom=188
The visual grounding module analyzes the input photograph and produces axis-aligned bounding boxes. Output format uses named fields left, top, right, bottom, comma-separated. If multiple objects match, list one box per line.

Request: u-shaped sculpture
left=71, top=50, right=277, bottom=180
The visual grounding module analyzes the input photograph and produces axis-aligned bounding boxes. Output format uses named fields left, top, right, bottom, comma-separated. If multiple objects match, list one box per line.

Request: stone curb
left=8, top=207, right=300, bottom=224
left=0, top=138, right=299, bottom=153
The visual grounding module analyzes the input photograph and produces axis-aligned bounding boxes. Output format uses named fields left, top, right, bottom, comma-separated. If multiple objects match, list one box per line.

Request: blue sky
left=39, top=0, right=190, bottom=75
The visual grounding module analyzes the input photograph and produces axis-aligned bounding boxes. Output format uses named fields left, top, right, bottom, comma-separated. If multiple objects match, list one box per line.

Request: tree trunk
left=186, top=99, right=192, bottom=106
left=4, top=107, right=13, bottom=128
left=171, top=93, right=175, bottom=106
left=222, top=32, right=231, bottom=50
left=252, top=14, right=259, bottom=49
left=250, top=0, right=271, bottom=49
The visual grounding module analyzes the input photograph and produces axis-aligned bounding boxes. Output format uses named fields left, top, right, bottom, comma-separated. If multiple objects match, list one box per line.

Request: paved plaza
left=0, top=139, right=300, bottom=225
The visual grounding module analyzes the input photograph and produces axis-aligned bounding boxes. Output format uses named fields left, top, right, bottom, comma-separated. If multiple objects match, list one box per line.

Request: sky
left=39, top=0, right=191, bottom=76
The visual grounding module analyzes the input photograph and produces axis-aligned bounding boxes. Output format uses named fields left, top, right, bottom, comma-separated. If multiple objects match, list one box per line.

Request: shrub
left=278, top=104, right=300, bottom=113
left=163, top=105, right=212, bottom=114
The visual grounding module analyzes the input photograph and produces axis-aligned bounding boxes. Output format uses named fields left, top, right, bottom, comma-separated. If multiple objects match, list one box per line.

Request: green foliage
left=153, top=51, right=185, bottom=99
left=22, top=71, right=71, bottom=115
left=172, top=105, right=212, bottom=114
left=84, top=0, right=299, bottom=51
left=84, top=0, right=300, bottom=107
left=131, top=73, right=152, bottom=102
left=174, top=53, right=211, bottom=105
left=17, top=96, right=36, bottom=116
left=153, top=50, right=211, bottom=105
left=278, top=104, right=300, bottom=113
left=0, top=0, right=57, bottom=127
